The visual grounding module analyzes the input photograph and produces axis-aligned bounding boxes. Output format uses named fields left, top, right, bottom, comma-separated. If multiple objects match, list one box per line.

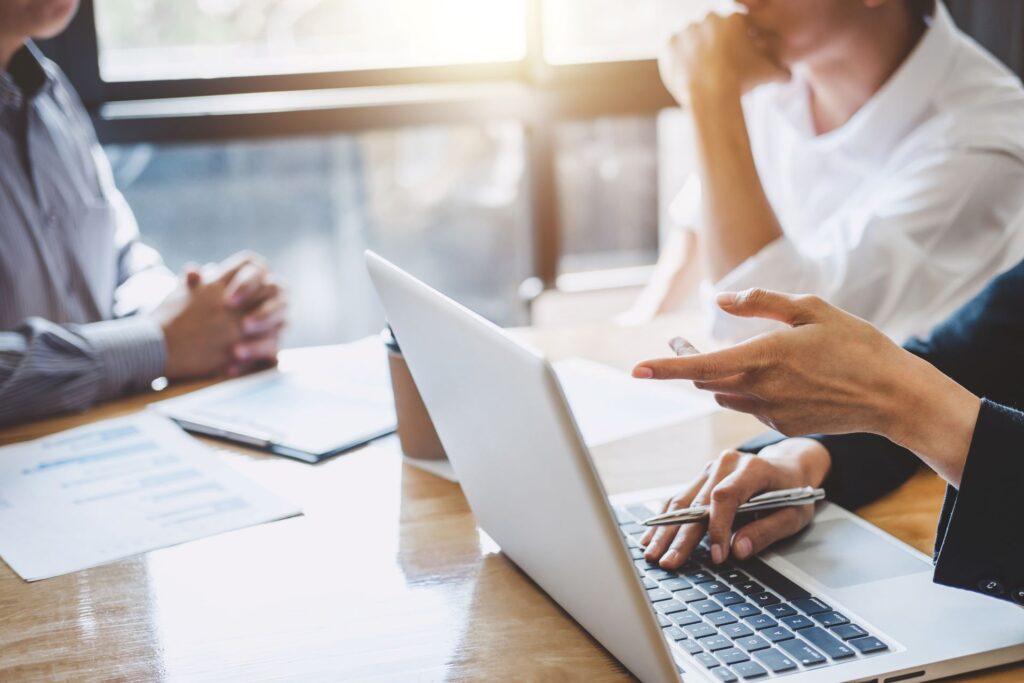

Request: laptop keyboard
left=614, top=505, right=890, bottom=680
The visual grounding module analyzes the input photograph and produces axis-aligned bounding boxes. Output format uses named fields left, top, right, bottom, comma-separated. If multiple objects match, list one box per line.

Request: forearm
left=0, top=317, right=165, bottom=425
left=689, top=80, right=783, bottom=281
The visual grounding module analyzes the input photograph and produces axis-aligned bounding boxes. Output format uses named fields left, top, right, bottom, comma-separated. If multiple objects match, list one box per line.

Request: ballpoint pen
left=641, top=486, right=826, bottom=527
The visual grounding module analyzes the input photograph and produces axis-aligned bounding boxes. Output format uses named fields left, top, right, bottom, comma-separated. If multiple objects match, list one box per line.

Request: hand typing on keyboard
left=641, top=439, right=831, bottom=569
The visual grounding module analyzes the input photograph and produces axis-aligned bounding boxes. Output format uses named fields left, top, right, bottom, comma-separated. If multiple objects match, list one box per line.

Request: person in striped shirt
left=0, top=1, right=288, bottom=426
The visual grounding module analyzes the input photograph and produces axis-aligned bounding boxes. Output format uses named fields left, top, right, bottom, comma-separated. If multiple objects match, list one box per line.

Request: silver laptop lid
left=366, top=251, right=679, bottom=683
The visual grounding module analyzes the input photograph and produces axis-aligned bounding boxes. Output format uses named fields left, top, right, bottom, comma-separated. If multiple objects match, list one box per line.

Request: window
left=94, top=0, right=528, bottom=81
left=107, top=123, right=532, bottom=346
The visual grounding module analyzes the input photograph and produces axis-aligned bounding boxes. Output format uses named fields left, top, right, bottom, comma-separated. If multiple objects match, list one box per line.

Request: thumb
left=183, top=263, right=202, bottom=289
left=716, top=288, right=824, bottom=327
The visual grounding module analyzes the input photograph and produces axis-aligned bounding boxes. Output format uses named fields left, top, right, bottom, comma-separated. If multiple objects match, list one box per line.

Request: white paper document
left=152, top=338, right=396, bottom=462
left=552, top=358, right=719, bottom=447
left=0, top=414, right=300, bottom=581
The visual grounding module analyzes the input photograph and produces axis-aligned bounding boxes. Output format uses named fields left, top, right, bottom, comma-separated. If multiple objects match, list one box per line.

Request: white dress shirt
left=693, top=2, right=1024, bottom=344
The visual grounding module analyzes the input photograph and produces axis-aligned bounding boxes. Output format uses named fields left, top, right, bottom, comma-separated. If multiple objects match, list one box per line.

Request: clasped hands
left=150, top=251, right=288, bottom=381
left=632, top=289, right=980, bottom=569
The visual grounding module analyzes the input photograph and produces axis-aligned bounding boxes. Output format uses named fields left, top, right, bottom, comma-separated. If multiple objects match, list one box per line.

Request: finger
left=640, top=496, right=675, bottom=547
left=660, top=480, right=715, bottom=569
left=183, top=265, right=202, bottom=289
left=643, top=475, right=707, bottom=562
left=232, top=331, right=281, bottom=363
left=732, top=506, right=812, bottom=560
left=716, top=289, right=825, bottom=327
left=242, top=293, right=287, bottom=336
left=706, top=458, right=779, bottom=564
left=713, top=392, right=766, bottom=416
left=693, top=374, right=749, bottom=394
left=633, top=338, right=769, bottom=381
left=224, top=261, right=268, bottom=308
left=215, top=250, right=266, bottom=285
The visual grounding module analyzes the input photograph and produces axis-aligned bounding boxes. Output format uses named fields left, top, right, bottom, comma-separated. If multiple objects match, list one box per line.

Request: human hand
left=632, top=288, right=980, bottom=485
left=659, top=12, right=789, bottom=107
left=207, top=251, right=288, bottom=375
left=641, top=439, right=830, bottom=569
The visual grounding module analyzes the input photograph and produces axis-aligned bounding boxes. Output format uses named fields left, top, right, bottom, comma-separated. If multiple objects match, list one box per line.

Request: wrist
left=884, top=356, right=980, bottom=486
left=687, top=70, right=742, bottom=110
left=761, top=438, right=832, bottom=487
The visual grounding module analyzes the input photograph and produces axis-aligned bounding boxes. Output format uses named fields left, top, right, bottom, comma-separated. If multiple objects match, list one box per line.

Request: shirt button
left=1012, top=588, right=1024, bottom=605
left=977, top=578, right=1005, bottom=596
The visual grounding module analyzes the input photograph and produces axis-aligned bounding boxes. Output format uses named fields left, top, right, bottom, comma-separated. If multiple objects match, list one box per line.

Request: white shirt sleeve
left=702, top=151, right=1024, bottom=344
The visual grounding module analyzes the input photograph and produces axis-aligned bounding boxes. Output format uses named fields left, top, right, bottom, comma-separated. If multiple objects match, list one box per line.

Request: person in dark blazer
left=629, top=249, right=1024, bottom=606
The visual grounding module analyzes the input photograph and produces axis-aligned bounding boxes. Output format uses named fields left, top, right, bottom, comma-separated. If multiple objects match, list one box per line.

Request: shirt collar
left=0, top=42, right=55, bottom=111
left=773, top=1, right=958, bottom=162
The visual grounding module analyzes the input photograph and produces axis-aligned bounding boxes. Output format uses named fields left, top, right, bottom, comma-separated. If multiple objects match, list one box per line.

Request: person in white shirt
left=633, top=0, right=1024, bottom=344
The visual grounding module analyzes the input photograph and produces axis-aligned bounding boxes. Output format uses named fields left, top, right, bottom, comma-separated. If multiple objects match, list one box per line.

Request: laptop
left=366, top=251, right=1024, bottom=683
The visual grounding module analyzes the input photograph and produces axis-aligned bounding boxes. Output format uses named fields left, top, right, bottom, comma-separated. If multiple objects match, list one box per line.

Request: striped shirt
left=0, top=43, right=174, bottom=426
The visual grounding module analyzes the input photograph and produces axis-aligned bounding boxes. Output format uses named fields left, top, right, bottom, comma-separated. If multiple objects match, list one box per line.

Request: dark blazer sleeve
left=742, top=259, right=1024, bottom=604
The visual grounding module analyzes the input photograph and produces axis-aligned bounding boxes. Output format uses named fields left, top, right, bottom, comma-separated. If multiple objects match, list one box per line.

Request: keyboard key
left=712, top=668, right=738, bottom=682
left=625, top=535, right=639, bottom=547
left=738, top=559, right=811, bottom=600
left=791, top=597, right=831, bottom=615
left=801, top=627, right=856, bottom=660
left=693, top=599, right=723, bottom=615
left=704, top=635, right=733, bottom=652
left=671, top=611, right=703, bottom=626
left=752, top=648, right=798, bottom=674
left=761, top=626, right=794, bottom=643
left=717, top=647, right=750, bottom=665
left=642, top=577, right=658, bottom=590
left=721, top=623, right=754, bottom=639
left=849, top=636, right=889, bottom=654
left=707, top=611, right=738, bottom=626
left=647, top=568, right=676, bottom=581
left=764, top=603, right=797, bottom=618
left=737, top=581, right=764, bottom=596
left=614, top=507, right=632, bottom=524
left=735, top=635, right=771, bottom=652
left=679, top=639, right=704, bottom=655
left=656, top=600, right=688, bottom=615
left=663, top=577, right=693, bottom=592
left=695, top=652, right=721, bottom=669
left=831, top=623, right=869, bottom=641
left=702, top=581, right=729, bottom=595
left=744, top=614, right=778, bottom=630
left=714, top=591, right=745, bottom=607
left=749, top=592, right=780, bottom=607
left=685, top=623, right=717, bottom=639
left=814, top=611, right=849, bottom=628
left=634, top=559, right=653, bottom=571
left=664, top=626, right=687, bottom=640
left=729, top=603, right=762, bottom=618
left=630, top=547, right=645, bottom=560
left=658, top=615, right=672, bottom=627
left=781, top=614, right=814, bottom=630
left=647, top=588, right=673, bottom=602
left=731, top=660, right=769, bottom=680
left=686, top=570, right=715, bottom=584
left=621, top=523, right=646, bottom=535
left=678, top=588, right=707, bottom=603
left=720, top=569, right=748, bottom=585
left=777, top=638, right=827, bottom=666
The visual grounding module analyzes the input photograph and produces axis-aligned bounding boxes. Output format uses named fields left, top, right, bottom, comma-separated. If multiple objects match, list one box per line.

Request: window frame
left=40, top=0, right=677, bottom=287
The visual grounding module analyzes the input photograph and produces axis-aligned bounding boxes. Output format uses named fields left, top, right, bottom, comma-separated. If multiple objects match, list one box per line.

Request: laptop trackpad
left=774, top=518, right=930, bottom=589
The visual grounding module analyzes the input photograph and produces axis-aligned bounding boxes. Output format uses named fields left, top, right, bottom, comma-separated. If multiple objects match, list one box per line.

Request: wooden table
left=0, top=319, right=1020, bottom=681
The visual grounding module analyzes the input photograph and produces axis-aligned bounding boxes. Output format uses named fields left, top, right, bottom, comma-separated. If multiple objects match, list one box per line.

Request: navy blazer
left=745, top=259, right=1024, bottom=606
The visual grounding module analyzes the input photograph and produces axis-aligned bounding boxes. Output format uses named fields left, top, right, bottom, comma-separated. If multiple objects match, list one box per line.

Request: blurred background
left=39, top=0, right=1024, bottom=346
